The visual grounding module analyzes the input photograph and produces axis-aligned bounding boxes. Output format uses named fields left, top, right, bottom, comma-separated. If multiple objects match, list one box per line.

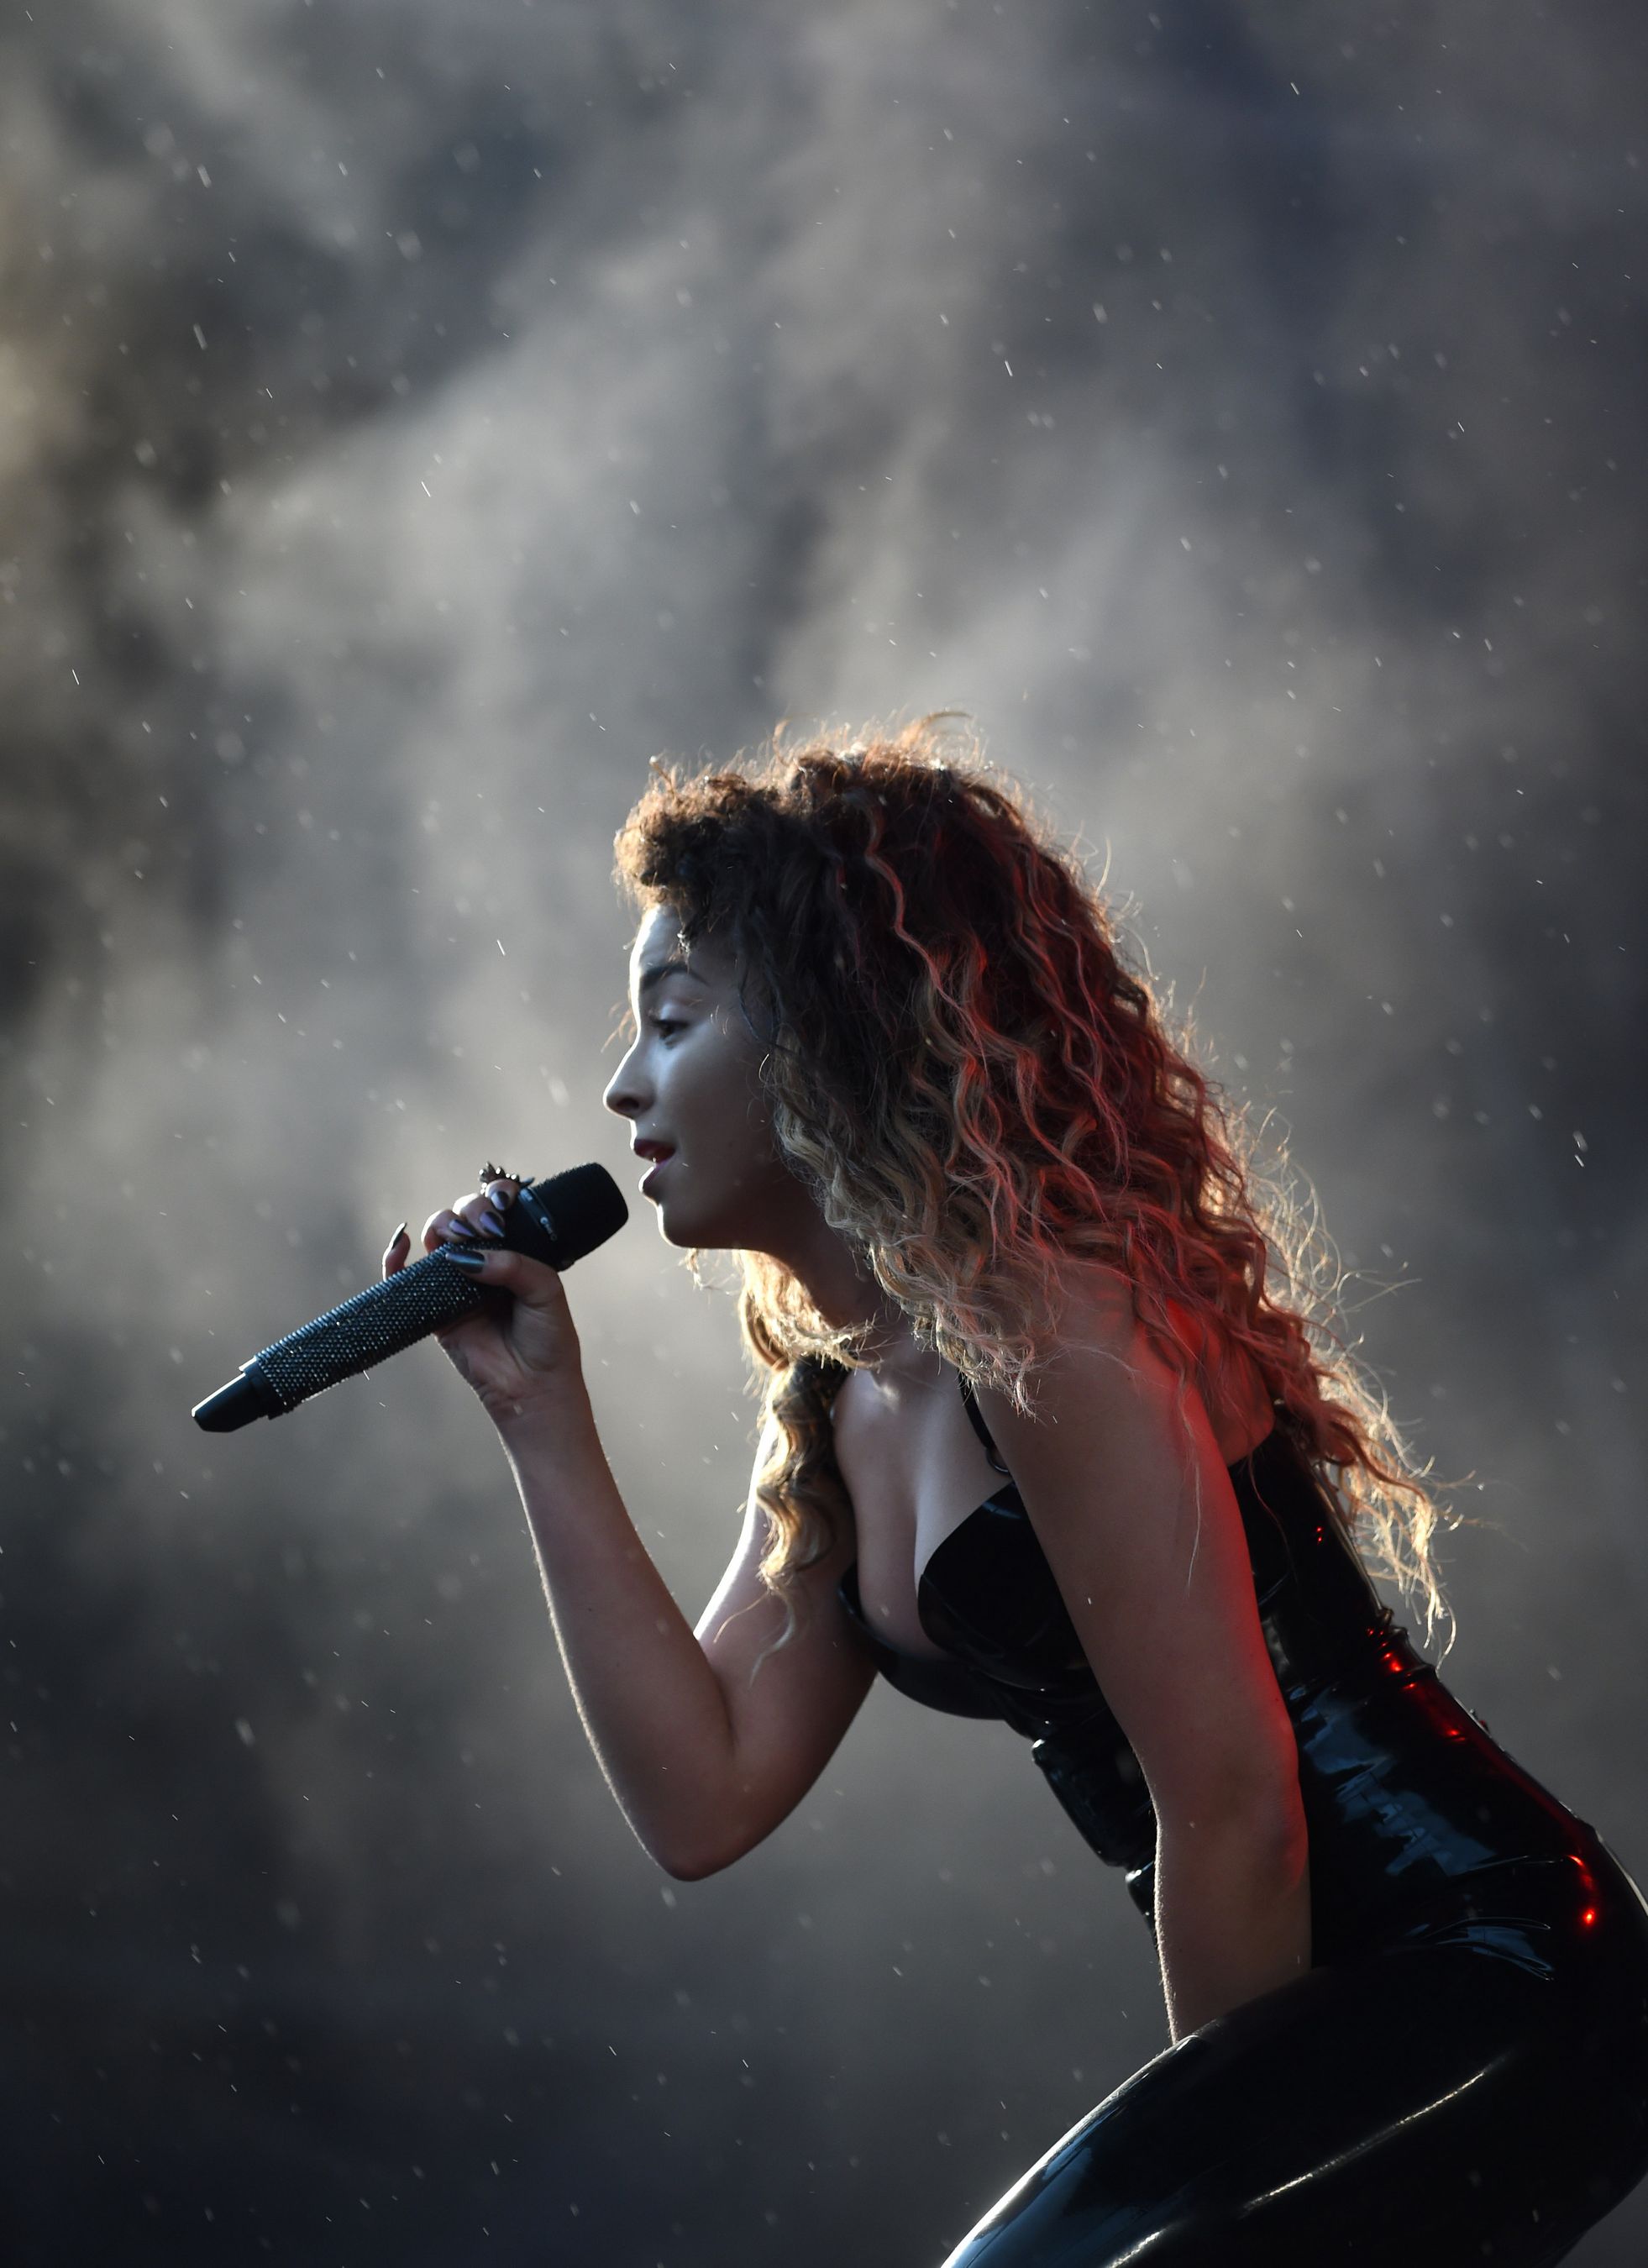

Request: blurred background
left=3, top=2, right=1646, bottom=2260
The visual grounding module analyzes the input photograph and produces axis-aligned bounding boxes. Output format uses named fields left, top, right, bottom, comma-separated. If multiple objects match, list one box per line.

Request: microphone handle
left=237, top=1244, right=493, bottom=1419
left=192, top=1168, right=622, bottom=1431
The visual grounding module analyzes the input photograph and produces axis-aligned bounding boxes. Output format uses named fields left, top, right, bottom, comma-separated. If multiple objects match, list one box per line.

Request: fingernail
left=391, top=1221, right=408, bottom=1246
left=449, top=1220, right=479, bottom=1240
left=479, top=1214, right=504, bottom=1236
left=486, top=1188, right=511, bottom=1217
left=442, top=1247, right=487, bottom=1273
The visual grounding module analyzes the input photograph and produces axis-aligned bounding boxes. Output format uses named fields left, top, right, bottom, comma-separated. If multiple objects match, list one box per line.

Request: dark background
left=4, top=2, right=1646, bottom=2260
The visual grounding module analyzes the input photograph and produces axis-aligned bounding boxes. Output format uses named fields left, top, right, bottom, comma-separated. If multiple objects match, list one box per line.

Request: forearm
left=1152, top=1809, right=1312, bottom=2042
left=496, top=1390, right=739, bottom=1879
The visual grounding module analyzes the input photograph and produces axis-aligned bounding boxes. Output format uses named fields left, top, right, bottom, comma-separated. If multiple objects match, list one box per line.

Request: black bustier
left=838, top=1376, right=1605, bottom=1964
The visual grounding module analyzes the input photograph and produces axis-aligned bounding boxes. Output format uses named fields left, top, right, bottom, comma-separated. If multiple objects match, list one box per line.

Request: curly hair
left=612, top=715, right=1471, bottom=1675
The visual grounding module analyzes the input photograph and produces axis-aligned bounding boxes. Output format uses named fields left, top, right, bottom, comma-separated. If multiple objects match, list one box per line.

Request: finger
left=434, top=1242, right=563, bottom=1305
left=459, top=1179, right=520, bottom=1237
left=381, top=1222, right=410, bottom=1279
left=422, top=1206, right=471, bottom=1251
left=454, top=1193, right=505, bottom=1238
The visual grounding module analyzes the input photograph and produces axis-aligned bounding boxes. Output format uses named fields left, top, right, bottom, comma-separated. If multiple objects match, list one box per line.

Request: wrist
left=490, top=1374, right=598, bottom=1461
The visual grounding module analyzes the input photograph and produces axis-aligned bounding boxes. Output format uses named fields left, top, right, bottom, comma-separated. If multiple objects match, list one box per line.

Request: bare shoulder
left=990, top=1249, right=1156, bottom=1413
left=971, top=1260, right=1304, bottom=1834
left=1037, top=1247, right=1137, bottom=1329
left=1022, top=1246, right=1207, bottom=1357
left=827, top=1360, right=866, bottom=1444
left=1015, top=1250, right=1272, bottom=1467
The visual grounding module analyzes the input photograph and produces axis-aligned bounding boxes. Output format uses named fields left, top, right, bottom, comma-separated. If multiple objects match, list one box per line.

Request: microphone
left=190, top=1163, right=628, bottom=1433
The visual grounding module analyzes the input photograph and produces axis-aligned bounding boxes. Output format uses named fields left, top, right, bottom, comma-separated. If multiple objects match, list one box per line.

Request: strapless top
left=837, top=1374, right=1603, bottom=1963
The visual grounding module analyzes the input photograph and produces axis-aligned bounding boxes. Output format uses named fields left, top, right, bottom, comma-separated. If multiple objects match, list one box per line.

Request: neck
left=754, top=1207, right=925, bottom=1373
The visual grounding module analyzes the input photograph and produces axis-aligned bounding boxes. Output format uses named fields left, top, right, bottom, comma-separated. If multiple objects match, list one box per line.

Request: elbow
left=655, top=1838, right=740, bottom=1883
left=1246, top=1783, right=1310, bottom=1874
left=1159, top=1772, right=1308, bottom=1866
left=658, top=1851, right=720, bottom=1883
left=1259, top=1772, right=1309, bottom=1870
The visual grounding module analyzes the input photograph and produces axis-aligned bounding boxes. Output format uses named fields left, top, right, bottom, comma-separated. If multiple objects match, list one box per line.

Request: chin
left=652, top=1198, right=737, bottom=1253
left=649, top=1196, right=697, bottom=1247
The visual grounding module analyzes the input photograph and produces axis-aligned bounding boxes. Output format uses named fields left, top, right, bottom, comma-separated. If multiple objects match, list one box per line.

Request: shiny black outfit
left=837, top=1377, right=1648, bottom=2265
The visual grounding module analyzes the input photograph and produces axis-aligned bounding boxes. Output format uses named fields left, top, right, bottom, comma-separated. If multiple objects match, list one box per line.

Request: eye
left=648, top=1015, right=689, bottom=1040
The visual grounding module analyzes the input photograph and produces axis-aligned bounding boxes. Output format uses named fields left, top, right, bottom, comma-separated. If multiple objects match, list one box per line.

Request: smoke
left=3, top=1, right=1647, bottom=2260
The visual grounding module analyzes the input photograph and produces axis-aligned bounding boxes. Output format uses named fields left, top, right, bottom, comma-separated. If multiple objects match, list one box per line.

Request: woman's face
left=602, top=904, right=800, bottom=1251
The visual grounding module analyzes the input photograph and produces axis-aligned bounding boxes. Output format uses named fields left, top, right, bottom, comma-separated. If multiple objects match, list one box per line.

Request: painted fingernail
left=442, top=1247, right=487, bottom=1273
left=479, top=1213, right=504, bottom=1236
left=390, top=1221, right=409, bottom=1246
left=449, top=1219, right=479, bottom=1240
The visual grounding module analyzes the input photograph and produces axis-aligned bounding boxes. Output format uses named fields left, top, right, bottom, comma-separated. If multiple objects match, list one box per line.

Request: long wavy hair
left=612, top=716, right=1471, bottom=1672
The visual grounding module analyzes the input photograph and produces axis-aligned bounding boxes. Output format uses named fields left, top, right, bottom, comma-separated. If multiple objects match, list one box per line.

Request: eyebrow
left=635, top=955, right=707, bottom=1002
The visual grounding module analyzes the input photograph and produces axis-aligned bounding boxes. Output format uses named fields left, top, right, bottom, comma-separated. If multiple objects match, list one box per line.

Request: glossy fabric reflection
left=837, top=1379, right=1648, bottom=2265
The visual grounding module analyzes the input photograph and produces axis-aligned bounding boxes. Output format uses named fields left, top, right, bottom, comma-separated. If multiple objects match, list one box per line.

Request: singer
left=385, top=718, right=1648, bottom=2264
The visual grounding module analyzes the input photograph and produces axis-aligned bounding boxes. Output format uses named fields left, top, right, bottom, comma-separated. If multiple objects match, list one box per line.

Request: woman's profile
left=385, top=717, right=1648, bottom=2264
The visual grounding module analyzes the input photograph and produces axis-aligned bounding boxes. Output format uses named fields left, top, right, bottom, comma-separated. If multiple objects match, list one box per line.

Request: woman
left=385, top=720, right=1648, bottom=2265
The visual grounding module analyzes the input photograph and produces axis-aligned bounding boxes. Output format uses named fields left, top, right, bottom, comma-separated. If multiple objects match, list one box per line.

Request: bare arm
left=501, top=1389, right=746, bottom=1878
left=386, top=1182, right=873, bottom=1880
left=501, top=1394, right=873, bottom=1880
left=1154, top=1815, right=1311, bottom=2042
left=974, top=1254, right=1311, bottom=2034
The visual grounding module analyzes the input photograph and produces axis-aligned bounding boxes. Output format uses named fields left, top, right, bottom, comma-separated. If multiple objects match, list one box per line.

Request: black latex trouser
left=938, top=1843, right=1648, bottom=2266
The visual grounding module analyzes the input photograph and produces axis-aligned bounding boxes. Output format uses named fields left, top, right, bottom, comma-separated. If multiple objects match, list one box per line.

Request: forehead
left=627, top=908, right=695, bottom=994
left=629, top=904, right=690, bottom=963
left=626, top=906, right=734, bottom=999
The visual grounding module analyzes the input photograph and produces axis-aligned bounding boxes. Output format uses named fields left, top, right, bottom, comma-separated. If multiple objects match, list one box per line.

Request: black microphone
left=190, top=1163, right=628, bottom=1433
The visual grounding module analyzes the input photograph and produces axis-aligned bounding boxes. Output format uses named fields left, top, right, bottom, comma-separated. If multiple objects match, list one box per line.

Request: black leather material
left=840, top=1375, right=1648, bottom=2263
left=841, top=1378, right=1624, bottom=1958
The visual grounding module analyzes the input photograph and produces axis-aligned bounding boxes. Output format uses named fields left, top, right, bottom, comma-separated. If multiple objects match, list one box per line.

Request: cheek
left=680, top=1037, right=770, bottom=1149
left=664, top=1037, right=725, bottom=1115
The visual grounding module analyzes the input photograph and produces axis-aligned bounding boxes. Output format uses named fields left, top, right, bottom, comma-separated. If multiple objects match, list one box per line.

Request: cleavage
left=833, top=1362, right=1008, bottom=1660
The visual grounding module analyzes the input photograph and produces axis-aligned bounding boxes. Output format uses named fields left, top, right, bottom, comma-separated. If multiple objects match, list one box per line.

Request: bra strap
left=958, top=1372, right=1014, bottom=1479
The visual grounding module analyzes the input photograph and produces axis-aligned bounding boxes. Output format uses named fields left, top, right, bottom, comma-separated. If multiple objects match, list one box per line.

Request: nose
left=602, top=1043, right=647, bottom=1122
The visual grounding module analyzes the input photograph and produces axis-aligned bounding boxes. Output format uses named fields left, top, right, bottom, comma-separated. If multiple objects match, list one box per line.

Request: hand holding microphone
left=191, top=1162, right=628, bottom=1436
left=385, top=1173, right=589, bottom=1434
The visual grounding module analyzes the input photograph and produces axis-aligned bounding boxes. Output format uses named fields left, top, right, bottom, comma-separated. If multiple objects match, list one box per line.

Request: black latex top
left=838, top=1373, right=1603, bottom=1959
